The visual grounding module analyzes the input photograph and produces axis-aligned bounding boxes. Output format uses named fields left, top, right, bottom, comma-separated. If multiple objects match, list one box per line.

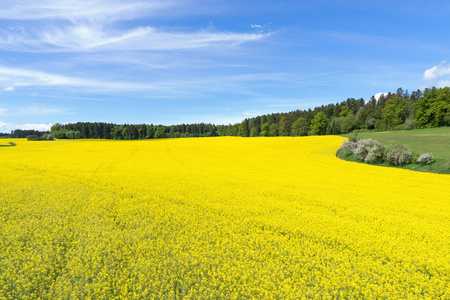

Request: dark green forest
left=3, top=129, right=50, bottom=138
left=4, top=86, right=450, bottom=140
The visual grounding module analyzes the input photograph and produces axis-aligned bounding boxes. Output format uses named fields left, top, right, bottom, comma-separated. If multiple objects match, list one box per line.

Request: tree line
left=50, top=87, right=450, bottom=139
left=3, top=86, right=448, bottom=140
left=2, top=129, right=50, bottom=138
left=50, top=123, right=220, bottom=140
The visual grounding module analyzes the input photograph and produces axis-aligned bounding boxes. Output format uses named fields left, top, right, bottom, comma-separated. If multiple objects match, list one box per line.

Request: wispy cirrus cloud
left=0, top=63, right=410, bottom=99
left=0, top=102, right=73, bottom=119
left=19, top=104, right=72, bottom=116
left=0, top=0, right=179, bottom=22
left=0, top=0, right=269, bottom=53
left=0, top=24, right=268, bottom=53
left=0, top=65, right=172, bottom=92
left=0, top=65, right=289, bottom=97
left=0, top=0, right=277, bottom=131
left=2, top=87, right=14, bottom=92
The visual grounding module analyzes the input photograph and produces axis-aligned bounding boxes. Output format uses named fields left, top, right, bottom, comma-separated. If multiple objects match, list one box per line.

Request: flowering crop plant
left=0, top=136, right=449, bottom=299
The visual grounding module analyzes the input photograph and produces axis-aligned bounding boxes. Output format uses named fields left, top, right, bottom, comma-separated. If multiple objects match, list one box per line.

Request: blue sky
left=1, top=0, right=450, bottom=132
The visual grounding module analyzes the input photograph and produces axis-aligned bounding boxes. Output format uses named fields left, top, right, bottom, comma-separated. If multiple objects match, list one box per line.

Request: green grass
left=339, top=127, right=450, bottom=174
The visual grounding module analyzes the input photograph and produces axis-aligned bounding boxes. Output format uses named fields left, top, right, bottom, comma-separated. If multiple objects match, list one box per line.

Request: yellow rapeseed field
left=0, top=136, right=449, bottom=299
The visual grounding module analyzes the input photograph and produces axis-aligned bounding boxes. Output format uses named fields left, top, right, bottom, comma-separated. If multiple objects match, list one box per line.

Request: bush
left=386, top=145, right=412, bottom=166
left=339, top=138, right=435, bottom=168
left=26, top=134, right=54, bottom=141
left=340, top=138, right=386, bottom=163
left=340, top=140, right=356, bottom=151
left=404, top=118, right=415, bottom=130
left=42, top=133, right=54, bottom=140
left=26, top=135, right=40, bottom=141
left=364, top=143, right=386, bottom=163
left=352, top=139, right=383, bottom=162
left=393, top=124, right=406, bottom=131
left=416, top=153, right=434, bottom=165
left=348, top=133, right=358, bottom=142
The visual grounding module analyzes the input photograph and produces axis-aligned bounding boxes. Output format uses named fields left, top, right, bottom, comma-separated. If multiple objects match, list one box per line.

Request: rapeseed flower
left=0, top=137, right=449, bottom=299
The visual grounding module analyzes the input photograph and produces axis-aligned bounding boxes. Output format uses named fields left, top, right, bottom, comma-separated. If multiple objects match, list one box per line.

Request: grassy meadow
left=0, top=136, right=449, bottom=299
left=340, top=126, right=450, bottom=174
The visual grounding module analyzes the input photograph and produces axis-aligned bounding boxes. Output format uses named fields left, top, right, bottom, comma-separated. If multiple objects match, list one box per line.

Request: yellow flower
left=0, top=137, right=448, bottom=299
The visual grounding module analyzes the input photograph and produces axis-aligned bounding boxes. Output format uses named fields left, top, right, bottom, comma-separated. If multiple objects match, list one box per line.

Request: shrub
left=26, top=135, right=40, bottom=141
left=404, top=118, right=416, bottom=130
left=42, top=133, right=54, bottom=140
left=364, top=143, right=386, bottom=163
left=393, top=124, right=406, bottom=131
left=26, top=134, right=54, bottom=141
left=416, top=153, right=434, bottom=165
left=340, top=138, right=385, bottom=163
left=340, top=140, right=356, bottom=151
left=352, top=139, right=383, bottom=162
left=412, top=152, right=419, bottom=163
left=339, top=138, right=435, bottom=168
left=348, top=133, right=358, bottom=142
left=386, top=145, right=412, bottom=166
left=338, top=140, right=356, bottom=159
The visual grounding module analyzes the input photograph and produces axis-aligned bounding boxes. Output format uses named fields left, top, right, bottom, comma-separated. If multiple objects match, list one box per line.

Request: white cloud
left=250, top=23, right=271, bottom=34
left=0, top=121, right=52, bottom=132
left=0, top=0, right=272, bottom=103
left=0, top=0, right=177, bottom=22
left=0, top=104, right=72, bottom=117
left=374, top=92, right=388, bottom=101
left=0, top=65, right=165, bottom=92
left=436, top=80, right=450, bottom=88
left=423, top=61, right=450, bottom=81
left=97, top=118, right=111, bottom=123
left=20, top=123, right=53, bottom=131
left=0, top=65, right=292, bottom=97
left=0, top=24, right=268, bottom=52
left=0, top=108, right=9, bottom=116
left=2, top=87, right=14, bottom=92
left=0, top=1, right=269, bottom=53
left=0, top=66, right=93, bottom=87
left=21, top=104, right=71, bottom=115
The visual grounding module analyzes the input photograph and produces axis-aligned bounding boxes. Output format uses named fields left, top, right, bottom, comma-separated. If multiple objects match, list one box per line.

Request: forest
left=4, top=86, right=450, bottom=140
left=4, top=129, right=50, bottom=138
